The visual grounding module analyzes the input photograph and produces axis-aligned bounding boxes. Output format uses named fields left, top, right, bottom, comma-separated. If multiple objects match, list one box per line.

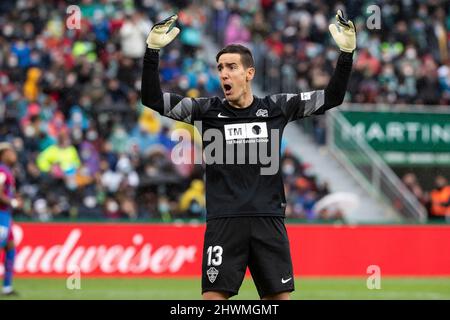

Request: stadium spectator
left=177, top=3, right=206, bottom=55
left=281, top=149, right=329, bottom=220
left=179, top=179, right=206, bottom=218
left=402, top=173, right=428, bottom=208
left=224, top=15, right=251, bottom=46
left=430, top=175, right=450, bottom=220
left=119, top=11, right=151, bottom=59
left=36, top=131, right=81, bottom=178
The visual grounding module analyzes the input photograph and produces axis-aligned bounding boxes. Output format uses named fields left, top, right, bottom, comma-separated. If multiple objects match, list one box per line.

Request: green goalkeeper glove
left=146, top=14, right=180, bottom=50
left=328, top=10, right=356, bottom=53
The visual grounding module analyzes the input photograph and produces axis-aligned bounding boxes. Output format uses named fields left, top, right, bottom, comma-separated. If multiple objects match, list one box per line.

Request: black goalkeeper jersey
left=142, top=49, right=353, bottom=220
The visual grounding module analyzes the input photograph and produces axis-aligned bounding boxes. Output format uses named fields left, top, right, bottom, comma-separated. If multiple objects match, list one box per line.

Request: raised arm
left=141, top=47, right=169, bottom=115
left=317, top=49, right=353, bottom=114
left=319, top=10, right=356, bottom=113
left=141, top=14, right=212, bottom=124
left=274, top=10, right=356, bottom=121
left=141, top=15, right=180, bottom=116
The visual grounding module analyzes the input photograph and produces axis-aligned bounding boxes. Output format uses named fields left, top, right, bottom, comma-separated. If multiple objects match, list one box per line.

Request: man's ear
left=246, top=67, right=255, bottom=81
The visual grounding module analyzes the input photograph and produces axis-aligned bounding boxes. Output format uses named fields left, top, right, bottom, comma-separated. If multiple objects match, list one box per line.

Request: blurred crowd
left=2, top=0, right=447, bottom=222
left=0, top=0, right=332, bottom=222
left=402, top=173, right=450, bottom=220
left=281, top=150, right=333, bottom=220
left=208, top=0, right=450, bottom=106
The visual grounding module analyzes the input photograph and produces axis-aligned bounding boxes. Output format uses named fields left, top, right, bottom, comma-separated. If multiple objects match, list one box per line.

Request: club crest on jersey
left=256, top=109, right=268, bottom=117
left=207, top=267, right=219, bottom=283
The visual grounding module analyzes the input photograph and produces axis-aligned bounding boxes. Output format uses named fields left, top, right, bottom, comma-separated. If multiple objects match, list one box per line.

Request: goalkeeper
left=141, top=11, right=355, bottom=300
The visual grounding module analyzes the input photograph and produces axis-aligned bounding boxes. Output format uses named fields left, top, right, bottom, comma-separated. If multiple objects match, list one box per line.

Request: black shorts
left=201, top=216, right=294, bottom=298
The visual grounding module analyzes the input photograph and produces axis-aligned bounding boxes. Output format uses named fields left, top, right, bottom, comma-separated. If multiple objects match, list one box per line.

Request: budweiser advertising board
left=5, top=223, right=204, bottom=277
left=2, top=223, right=450, bottom=277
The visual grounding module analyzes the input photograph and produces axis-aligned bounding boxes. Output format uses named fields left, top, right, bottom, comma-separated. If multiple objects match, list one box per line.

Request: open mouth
left=223, top=84, right=232, bottom=96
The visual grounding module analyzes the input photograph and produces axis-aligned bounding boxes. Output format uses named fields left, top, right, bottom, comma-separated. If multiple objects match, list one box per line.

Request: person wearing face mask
left=36, top=131, right=81, bottom=179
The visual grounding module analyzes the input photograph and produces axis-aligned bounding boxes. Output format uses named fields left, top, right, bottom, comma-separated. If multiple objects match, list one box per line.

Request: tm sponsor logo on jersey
left=224, top=122, right=269, bottom=144
left=170, top=121, right=280, bottom=175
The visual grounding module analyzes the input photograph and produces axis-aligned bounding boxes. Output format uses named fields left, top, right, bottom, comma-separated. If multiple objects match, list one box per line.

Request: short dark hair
left=216, top=44, right=254, bottom=69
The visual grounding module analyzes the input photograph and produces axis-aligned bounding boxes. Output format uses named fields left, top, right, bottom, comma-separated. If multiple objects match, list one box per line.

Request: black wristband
left=339, top=51, right=354, bottom=63
left=147, top=48, right=160, bottom=54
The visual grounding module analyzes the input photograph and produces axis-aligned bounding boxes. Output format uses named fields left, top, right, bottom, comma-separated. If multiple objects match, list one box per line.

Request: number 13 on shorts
left=206, top=245, right=223, bottom=266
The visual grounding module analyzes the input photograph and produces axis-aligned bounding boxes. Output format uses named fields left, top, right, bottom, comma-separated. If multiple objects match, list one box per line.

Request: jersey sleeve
left=153, top=93, right=212, bottom=124
left=270, top=91, right=325, bottom=122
